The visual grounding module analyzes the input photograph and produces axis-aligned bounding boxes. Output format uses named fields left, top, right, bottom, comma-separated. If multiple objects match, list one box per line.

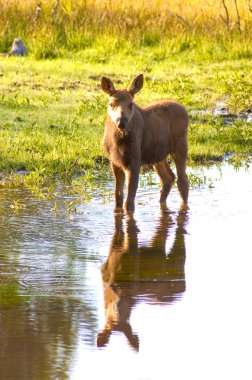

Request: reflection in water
left=98, top=210, right=188, bottom=350
left=1, top=165, right=252, bottom=379
left=0, top=299, right=83, bottom=380
left=0, top=187, right=101, bottom=380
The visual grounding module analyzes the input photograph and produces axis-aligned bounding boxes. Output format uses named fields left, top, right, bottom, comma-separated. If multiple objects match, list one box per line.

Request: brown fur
left=101, top=74, right=189, bottom=212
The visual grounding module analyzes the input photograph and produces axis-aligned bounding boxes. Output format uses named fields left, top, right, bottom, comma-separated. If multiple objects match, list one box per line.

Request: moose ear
left=128, top=74, right=144, bottom=97
left=101, top=77, right=116, bottom=96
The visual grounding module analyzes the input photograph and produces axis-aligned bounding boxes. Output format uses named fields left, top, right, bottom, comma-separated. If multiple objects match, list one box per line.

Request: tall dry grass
left=0, top=0, right=251, bottom=57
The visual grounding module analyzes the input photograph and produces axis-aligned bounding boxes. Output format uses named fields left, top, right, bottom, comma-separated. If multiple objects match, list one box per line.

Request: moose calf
left=101, top=74, right=189, bottom=212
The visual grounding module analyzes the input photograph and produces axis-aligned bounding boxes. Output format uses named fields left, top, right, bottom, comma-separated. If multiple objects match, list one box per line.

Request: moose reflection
left=97, top=210, right=188, bottom=350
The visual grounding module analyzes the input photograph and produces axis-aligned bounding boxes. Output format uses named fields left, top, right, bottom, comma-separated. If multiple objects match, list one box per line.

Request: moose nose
left=116, top=117, right=128, bottom=130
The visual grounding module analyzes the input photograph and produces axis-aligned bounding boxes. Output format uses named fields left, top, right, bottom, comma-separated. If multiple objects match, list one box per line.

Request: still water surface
left=0, top=164, right=252, bottom=380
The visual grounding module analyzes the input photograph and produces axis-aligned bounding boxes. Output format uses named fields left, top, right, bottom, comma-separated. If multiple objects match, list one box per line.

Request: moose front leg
left=111, top=163, right=125, bottom=210
left=124, top=164, right=140, bottom=212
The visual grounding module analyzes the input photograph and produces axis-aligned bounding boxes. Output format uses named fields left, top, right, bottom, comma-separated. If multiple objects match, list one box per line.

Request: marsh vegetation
left=0, top=0, right=251, bottom=198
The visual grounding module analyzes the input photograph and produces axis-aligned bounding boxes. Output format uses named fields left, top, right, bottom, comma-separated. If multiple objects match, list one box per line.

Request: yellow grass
left=0, top=0, right=251, bottom=38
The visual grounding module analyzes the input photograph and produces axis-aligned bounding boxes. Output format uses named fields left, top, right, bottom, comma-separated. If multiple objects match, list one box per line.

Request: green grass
left=0, top=1, right=251, bottom=194
left=0, top=45, right=251, bottom=194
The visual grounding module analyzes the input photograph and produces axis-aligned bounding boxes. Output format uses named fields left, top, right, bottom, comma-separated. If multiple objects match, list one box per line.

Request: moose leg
left=124, top=165, right=140, bottom=212
left=172, top=141, right=189, bottom=211
left=111, top=163, right=125, bottom=210
left=153, top=160, right=175, bottom=206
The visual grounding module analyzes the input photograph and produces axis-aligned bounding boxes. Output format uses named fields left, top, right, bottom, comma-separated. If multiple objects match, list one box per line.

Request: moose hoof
left=179, top=202, right=189, bottom=213
left=114, top=206, right=124, bottom=214
left=159, top=201, right=168, bottom=211
left=123, top=201, right=135, bottom=213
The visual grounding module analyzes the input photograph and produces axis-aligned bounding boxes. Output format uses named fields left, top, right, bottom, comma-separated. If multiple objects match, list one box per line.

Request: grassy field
left=0, top=0, right=251, bottom=195
left=0, top=0, right=252, bottom=56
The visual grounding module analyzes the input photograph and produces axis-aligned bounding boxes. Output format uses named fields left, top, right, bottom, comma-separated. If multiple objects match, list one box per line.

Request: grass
left=0, top=1, right=251, bottom=195
left=0, top=0, right=252, bottom=55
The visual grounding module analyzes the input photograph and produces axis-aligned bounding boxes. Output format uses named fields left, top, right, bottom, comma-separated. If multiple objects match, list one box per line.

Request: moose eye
left=129, top=103, right=133, bottom=110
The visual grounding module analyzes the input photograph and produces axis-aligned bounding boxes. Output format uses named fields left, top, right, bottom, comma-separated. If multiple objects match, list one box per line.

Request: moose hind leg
left=172, top=144, right=189, bottom=209
left=153, top=160, right=175, bottom=205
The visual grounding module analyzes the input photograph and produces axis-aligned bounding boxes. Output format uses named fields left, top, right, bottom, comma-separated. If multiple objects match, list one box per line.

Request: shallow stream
left=0, top=164, right=252, bottom=380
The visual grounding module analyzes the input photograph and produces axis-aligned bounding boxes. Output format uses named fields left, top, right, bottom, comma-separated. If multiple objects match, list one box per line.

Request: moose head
left=101, top=74, right=144, bottom=130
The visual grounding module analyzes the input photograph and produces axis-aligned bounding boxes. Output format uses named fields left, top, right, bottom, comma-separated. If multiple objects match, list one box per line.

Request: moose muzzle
left=116, top=116, right=128, bottom=130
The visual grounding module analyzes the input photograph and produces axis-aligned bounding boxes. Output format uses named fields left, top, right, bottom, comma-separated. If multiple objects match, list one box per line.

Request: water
left=0, top=164, right=252, bottom=380
left=190, top=106, right=252, bottom=124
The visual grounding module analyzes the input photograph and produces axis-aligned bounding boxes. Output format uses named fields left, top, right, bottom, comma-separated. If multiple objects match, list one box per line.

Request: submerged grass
left=0, top=1, right=251, bottom=196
